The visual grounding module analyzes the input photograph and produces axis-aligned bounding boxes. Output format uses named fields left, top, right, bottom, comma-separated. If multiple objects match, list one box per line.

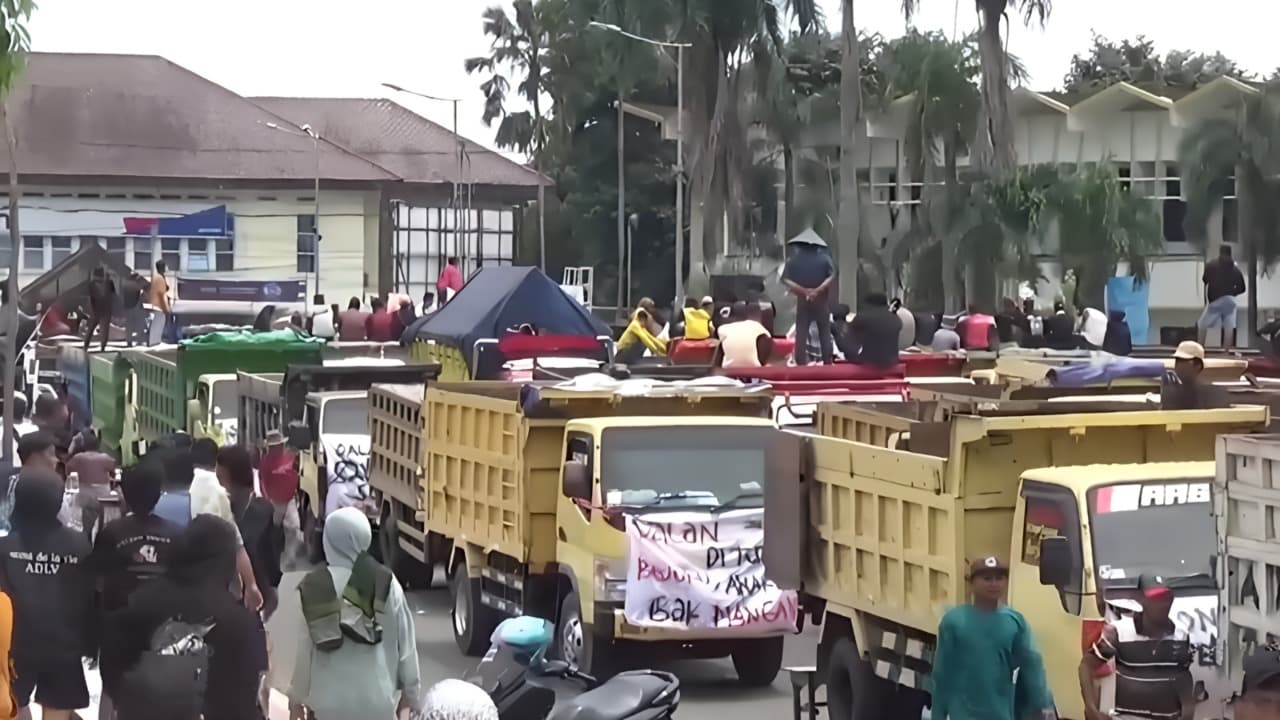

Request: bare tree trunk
left=837, top=0, right=861, bottom=305
left=537, top=183, right=547, bottom=271
left=2, top=101, right=17, bottom=463
left=975, top=2, right=1016, bottom=175
left=1239, top=161, right=1258, bottom=348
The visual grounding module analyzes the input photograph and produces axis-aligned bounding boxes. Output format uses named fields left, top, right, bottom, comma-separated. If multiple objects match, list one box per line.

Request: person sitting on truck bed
left=1162, top=341, right=1225, bottom=411
left=365, top=297, right=402, bottom=343
left=337, top=297, right=370, bottom=341
left=1236, top=643, right=1280, bottom=720
left=1080, top=575, right=1194, bottom=720
left=616, top=300, right=667, bottom=364
left=931, top=556, right=1054, bottom=720
left=715, top=302, right=771, bottom=368
left=849, top=293, right=901, bottom=370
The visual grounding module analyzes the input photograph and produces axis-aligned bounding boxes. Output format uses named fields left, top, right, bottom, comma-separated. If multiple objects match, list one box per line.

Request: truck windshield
left=321, top=398, right=368, bottom=435
left=211, top=380, right=236, bottom=421
left=1087, top=479, right=1216, bottom=587
left=599, top=425, right=771, bottom=510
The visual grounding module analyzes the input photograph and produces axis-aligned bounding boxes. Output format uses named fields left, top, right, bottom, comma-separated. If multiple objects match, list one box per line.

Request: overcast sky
left=26, top=0, right=1279, bottom=157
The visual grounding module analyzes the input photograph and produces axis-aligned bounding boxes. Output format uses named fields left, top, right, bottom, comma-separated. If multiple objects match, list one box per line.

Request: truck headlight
left=593, top=558, right=628, bottom=603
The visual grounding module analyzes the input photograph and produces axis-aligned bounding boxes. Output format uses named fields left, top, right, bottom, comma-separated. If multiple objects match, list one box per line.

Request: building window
left=297, top=214, right=316, bottom=273
left=187, top=238, right=210, bottom=271
left=161, top=238, right=182, bottom=271
left=390, top=203, right=515, bottom=302
left=21, top=236, right=42, bottom=271
left=133, top=238, right=154, bottom=271
left=104, top=237, right=127, bottom=265
left=50, top=236, right=77, bottom=266
left=215, top=238, right=234, bottom=271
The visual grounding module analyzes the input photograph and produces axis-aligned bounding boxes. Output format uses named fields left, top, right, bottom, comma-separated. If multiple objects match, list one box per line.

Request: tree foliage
left=1064, top=33, right=1251, bottom=95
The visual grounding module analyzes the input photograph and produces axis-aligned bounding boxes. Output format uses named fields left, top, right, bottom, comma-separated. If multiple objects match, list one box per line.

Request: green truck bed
left=127, top=331, right=325, bottom=442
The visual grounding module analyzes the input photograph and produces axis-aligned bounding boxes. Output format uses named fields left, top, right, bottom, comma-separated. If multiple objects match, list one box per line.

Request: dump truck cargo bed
left=424, top=381, right=774, bottom=566
left=771, top=399, right=1269, bottom=636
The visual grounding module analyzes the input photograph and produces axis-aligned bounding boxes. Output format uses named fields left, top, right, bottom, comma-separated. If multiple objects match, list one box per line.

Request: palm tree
left=836, top=0, right=862, bottom=303
left=902, top=0, right=1051, bottom=175
left=0, top=0, right=35, bottom=463
left=1042, top=162, right=1164, bottom=309
left=465, top=0, right=554, bottom=270
left=1178, top=88, right=1280, bottom=343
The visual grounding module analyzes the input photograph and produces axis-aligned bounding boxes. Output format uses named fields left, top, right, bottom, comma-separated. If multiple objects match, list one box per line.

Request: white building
left=860, top=76, right=1261, bottom=342
left=1, top=53, right=545, bottom=308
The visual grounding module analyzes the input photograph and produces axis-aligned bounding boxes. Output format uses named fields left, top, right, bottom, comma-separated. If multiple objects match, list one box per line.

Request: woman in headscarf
left=102, top=515, right=267, bottom=720
left=0, top=471, right=93, bottom=719
left=287, top=507, right=422, bottom=719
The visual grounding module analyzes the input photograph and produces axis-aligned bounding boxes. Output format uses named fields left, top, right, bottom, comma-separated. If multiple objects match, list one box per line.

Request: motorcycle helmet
left=490, top=616, right=554, bottom=668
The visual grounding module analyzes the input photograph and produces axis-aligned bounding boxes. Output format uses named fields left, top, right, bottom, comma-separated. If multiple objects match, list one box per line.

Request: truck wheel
left=556, top=592, right=613, bottom=678
left=379, top=505, right=433, bottom=589
left=732, top=636, right=785, bottom=687
left=826, top=636, right=883, bottom=720
left=449, top=565, right=497, bottom=657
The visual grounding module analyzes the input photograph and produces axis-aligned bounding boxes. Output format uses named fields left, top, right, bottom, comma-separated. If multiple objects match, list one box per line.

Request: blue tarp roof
left=412, top=266, right=608, bottom=369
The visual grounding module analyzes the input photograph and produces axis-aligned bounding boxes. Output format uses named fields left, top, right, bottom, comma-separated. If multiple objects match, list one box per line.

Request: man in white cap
left=1163, top=341, right=1222, bottom=410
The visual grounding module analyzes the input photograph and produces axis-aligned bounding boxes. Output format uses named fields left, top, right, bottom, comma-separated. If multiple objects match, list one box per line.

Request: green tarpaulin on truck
left=181, top=328, right=325, bottom=346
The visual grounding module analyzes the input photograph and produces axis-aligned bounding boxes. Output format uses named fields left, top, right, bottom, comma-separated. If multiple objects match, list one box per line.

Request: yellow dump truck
left=385, top=380, right=797, bottom=684
left=765, top=395, right=1269, bottom=720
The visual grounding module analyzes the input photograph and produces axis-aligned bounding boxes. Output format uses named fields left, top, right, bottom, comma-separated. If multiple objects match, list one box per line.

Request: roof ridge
left=146, top=58, right=401, bottom=181
left=243, top=96, right=404, bottom=180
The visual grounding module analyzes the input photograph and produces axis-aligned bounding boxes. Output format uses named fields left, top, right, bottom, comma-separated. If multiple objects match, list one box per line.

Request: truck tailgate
left=803, top=433, right=954, bottom=634
left=1216, top=433, right=1280, bottom=684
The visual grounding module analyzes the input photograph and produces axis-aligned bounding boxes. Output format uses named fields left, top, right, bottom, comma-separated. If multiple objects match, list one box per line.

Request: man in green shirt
left=931, top=556, right=1055, bottom=720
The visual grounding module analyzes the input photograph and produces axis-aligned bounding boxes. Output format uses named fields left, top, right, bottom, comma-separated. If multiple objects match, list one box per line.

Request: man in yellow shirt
left=681, top=296, right=715, bottom=341
left=616, top=299, right=667, bottom=363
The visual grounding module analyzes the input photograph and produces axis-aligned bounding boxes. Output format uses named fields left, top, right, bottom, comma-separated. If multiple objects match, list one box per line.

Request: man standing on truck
left=83, top=266, right=116, bottom=351
left=1079, top=575, right=1195, bottom=720
left=147, top=260, right=171, bottom=346
left=931, top=556, right=1055, bottom=720
left=1162, top=341, right=1224, bottom=411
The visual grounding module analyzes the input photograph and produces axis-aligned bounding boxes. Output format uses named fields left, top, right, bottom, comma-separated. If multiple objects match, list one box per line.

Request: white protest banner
left=320, top=433, right=375, bottom=517
left=624, top=509, right=798, bottom=632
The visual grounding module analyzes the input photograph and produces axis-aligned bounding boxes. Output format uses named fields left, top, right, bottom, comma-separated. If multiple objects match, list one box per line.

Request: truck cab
left=187, top=373, right=239, bottom=445
left=554, top=416, right=792, bottom=683
left=1015, top=462, right=1222, bottom=720
left=296, top=390, right=376, bottom=525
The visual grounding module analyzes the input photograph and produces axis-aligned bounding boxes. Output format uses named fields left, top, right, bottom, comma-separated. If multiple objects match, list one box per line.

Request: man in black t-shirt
left=90, top=459, right=179, bottom=614
left=83, top=266, right=116, bottom=351
left=849, top=293, right=902, bottom=370
left=1200, top=244, right=1246, bottom=348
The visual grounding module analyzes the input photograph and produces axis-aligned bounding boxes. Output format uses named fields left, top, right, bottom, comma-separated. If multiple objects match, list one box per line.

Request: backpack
left=117, top=618, right=214, bottom=718
left=299, top=553, right=393, bottom=651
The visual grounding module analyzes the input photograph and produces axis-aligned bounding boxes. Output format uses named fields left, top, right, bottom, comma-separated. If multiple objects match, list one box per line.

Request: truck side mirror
left=286, top=423, right=311, bottom=451
left=562, top=461, right=591, bottom=501
left=1039, top=535, right=1072, bottom=588
left=186, top=398, right=202, bottom=420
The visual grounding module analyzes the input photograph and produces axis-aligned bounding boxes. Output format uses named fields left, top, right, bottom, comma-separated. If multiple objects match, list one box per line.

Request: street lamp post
left=589, top=21, right=691, bottom=307
left=265, top=121, right=321, bottom=301
left=382, top=83, right=467, bottom=276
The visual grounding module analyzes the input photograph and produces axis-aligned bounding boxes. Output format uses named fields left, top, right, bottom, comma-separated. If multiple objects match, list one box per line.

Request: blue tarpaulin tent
left=412, top=266, right=609, bottom=372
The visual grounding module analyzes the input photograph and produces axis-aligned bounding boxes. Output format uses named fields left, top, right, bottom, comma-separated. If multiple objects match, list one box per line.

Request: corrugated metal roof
left=251, top=97, right=549, bottom=187
left=0, top=53, right=397, bottom=182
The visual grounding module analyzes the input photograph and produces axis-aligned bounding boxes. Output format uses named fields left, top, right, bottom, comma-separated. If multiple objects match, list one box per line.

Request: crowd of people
left=0, top=384, right=499, bottom=720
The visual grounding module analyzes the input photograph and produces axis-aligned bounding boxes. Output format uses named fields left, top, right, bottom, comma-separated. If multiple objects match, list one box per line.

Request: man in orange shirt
left=147, top=260, right=171, bottom=345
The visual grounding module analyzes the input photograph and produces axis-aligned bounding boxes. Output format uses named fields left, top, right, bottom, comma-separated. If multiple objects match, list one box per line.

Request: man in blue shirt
left=932, top=556, right=1055, bottom=720
left=781, top=235, right=836, bottom=365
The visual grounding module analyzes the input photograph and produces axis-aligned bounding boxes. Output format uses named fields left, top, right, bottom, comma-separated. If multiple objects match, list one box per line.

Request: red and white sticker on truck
left=1093, top=481, right=1211, bottom=513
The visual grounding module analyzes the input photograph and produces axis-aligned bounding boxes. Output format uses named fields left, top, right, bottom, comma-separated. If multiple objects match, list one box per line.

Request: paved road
left=267, top=571, right=821, bottom=719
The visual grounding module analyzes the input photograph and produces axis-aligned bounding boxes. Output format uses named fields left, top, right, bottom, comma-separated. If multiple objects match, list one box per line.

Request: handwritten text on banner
left=624, top=509, right=797, bottom=632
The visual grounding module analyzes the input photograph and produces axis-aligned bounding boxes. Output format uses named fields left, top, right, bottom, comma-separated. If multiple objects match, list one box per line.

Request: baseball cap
left=1173, top=341, right=1206, bottom=362
left=1242, top=644, right=1280, bottom=695
left=969, top=555, right=1008, bottom=577
left=1137, top=573, right=1172, bottom=599
left=700, top=296, right=714, bottom=306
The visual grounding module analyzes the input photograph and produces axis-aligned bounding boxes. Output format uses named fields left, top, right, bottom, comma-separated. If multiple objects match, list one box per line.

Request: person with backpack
left=287, top=507, right=422, bottom=719
left=103, top=515, right=267, bottom=720
left=0, top=471, right=94, bottom=720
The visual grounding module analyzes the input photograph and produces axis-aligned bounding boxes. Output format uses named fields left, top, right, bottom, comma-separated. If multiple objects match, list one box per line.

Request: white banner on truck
left=624, top=509, right=798, bottom=632
left=320, top=433, right=375, bottom=517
